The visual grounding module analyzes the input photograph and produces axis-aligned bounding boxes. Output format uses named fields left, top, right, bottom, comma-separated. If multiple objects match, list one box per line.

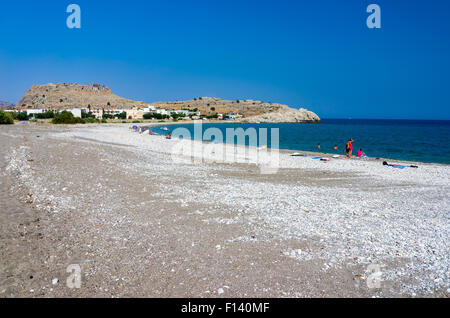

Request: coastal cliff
left=152, top=97, right=321, bottom=123
left=16, top=83, right=320, bottom=122
left=242, top=107, right=320, bottom=123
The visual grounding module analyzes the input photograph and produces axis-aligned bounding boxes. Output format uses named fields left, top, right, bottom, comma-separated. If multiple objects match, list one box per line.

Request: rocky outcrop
left=153, top=97, right=320, bottom=122
left=242, top=107, right=321, bottom=123
left=17, top=83, right=149, bottom=109
left=0, top=101, right=15, bottom=109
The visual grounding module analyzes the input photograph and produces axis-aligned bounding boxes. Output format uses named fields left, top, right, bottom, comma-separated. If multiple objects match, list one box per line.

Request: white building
left=225, top=114, right=243, bottom=120
left=141, top=106, right=156, bottom=114
left=26, top=109, right=44, bottom=116
left=91, top=109, right=104, bottom=119
left=155, top=109, right=172, bottom=116
left=173, top=110, right=201, bottom=116
left=126, top=107, right=144, bottom=120
left=175, top=110, right=189, bottom=116
left=67, top=108, right=82, bottom=118
left=104, top=109, right=125, bottom=115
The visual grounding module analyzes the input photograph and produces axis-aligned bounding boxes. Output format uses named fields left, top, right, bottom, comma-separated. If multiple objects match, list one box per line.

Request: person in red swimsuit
left=346, top=139, right=354, bottom=158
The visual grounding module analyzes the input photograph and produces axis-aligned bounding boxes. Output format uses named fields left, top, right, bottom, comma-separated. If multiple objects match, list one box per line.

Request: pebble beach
left=1, top=123, right=449, bottom=297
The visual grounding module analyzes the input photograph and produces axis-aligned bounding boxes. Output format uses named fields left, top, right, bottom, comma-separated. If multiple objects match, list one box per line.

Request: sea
left=150, top=119, right=450, bottom=165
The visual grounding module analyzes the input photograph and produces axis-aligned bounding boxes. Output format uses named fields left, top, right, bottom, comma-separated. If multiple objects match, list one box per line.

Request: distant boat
left=161, top=127, right=169, bottom=131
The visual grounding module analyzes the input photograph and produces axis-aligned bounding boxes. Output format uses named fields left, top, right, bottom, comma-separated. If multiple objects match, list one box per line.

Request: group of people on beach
left=318, top=138, right=366, bottom=159
left=136, top=125, right=367, bottom=159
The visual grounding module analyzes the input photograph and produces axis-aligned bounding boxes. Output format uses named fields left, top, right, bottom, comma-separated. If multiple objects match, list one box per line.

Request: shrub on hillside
left=0, top=110, right=14, bottom=124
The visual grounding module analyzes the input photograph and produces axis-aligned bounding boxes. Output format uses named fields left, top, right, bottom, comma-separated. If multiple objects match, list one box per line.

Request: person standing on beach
left=317, top=143, right=321, bottom=151
left=345, top=139, right=354, bottom=158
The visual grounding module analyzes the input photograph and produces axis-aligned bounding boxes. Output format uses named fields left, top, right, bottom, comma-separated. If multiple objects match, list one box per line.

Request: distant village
left=4, top=105, right=245, bottom=121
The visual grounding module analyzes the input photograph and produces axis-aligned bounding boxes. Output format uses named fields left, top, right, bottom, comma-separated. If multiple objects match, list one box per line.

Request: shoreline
left=138, top=121, right=448, bottom=167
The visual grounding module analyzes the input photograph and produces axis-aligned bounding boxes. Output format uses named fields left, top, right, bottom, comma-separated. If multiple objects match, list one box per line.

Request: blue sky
left=0, top=0, right=449, bottom=119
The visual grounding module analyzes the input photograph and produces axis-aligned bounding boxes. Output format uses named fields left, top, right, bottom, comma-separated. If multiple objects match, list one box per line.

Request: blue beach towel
left=384, top=161, right=416, bottom=169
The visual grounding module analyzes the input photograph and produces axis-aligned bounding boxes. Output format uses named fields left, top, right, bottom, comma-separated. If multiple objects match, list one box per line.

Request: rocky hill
left=17, top=83, right=149, bottom=109
left=153, top=97, right=320, bottom=123
left=16, top=83, right=320, bottom=123
left=0, top=101, right=15, bottom=109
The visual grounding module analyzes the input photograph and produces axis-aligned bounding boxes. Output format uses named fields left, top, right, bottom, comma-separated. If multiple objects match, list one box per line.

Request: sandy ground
left=0, top=123, right=449, bottom=298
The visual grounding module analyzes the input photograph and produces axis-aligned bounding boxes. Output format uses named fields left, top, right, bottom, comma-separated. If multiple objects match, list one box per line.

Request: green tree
left=0, top=110, right=14, bottom=124
left=17, top=112, right=29, bottom=121
left=35, top=111, right=55, bottom=119
left=102, top=113, right=114, bottom=119
left=82, top=111, right=96, bottom=119
left=114, top=112, right=127, bottom=120
left=171, top=112, right=183, bottom=120
left=206, top=113, right=219, bottom=119
left=52, top=111, right=85, bottom=124
left=151, top=113, right=169, bottom=120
